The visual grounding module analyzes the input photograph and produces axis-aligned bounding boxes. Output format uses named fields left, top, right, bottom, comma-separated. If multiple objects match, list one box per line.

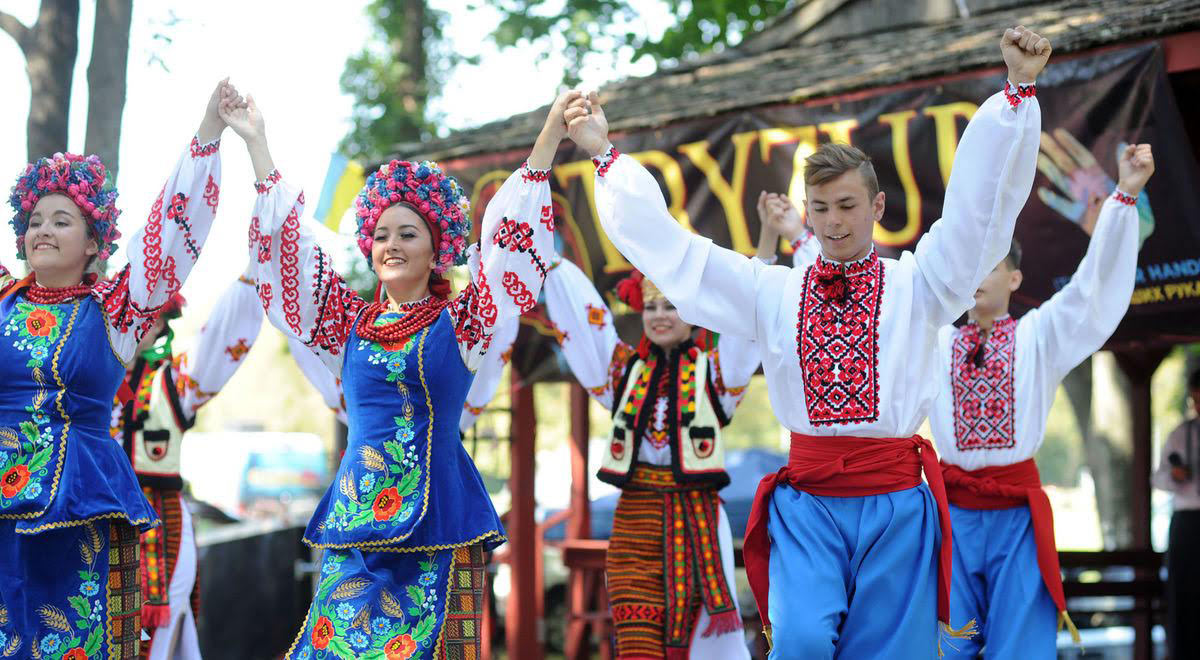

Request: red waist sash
left=744, top=433, right=953, bottom=633
left=940, top=458, right=1067, bottom=616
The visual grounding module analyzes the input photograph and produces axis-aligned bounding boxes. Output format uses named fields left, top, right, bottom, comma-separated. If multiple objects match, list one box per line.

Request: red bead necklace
left=25, top=277, right=95, bottom=304
left=356, top=296, right=449, bottom=343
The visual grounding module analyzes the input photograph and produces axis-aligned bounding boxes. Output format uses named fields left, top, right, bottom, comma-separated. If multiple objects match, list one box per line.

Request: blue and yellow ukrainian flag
left=314, top=154, right=366, bottom=231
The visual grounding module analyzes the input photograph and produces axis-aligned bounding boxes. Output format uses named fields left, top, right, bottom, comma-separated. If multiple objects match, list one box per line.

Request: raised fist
left=1117, top=143, right=1154, bottom=197
left=1001, top=26, right=1051, bottom=84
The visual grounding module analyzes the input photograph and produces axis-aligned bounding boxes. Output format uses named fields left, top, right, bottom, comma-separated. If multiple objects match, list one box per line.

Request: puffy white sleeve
left=459, top=314, right=520, bottom=432
left=288, top=335, right=347, bottom=425
left=94, top=136, right=223, bottom=363
left=171, top=272, right=264, bottom=419
left=708, top=333, right=760, bottom=419
left=543, top=257, right=631, bottom=410
left=447, top=163, right=554, bottom=371
left=910, top=86, right=1041, bottom=326
left=592, top=148, right=790, bottom=341
left=246, top=172, right=367, bottom=376
left=1027, top=193, right=1140, bottom=380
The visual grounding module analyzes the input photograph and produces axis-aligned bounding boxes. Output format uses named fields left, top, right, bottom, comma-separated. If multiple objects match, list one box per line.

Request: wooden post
left=566, top=383, right=593, bottom=659
left=1115, top=348, right=1169, bottom=660
left=507, top=370, right=542, bottom=660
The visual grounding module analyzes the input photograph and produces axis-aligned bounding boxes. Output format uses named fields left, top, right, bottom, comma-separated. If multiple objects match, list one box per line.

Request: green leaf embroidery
left=67, top=596, right=88, bottom=619
left=27, top=447, right=51, bottom=473
left=413, top=612, right=436, bottom=643
left=83, top=626, right=103, bottom=655
left=327, top=637, right=356, bottom=660
left=383, top=441, right=404, bottom=462
left=396, top=466, right=420, bottom=497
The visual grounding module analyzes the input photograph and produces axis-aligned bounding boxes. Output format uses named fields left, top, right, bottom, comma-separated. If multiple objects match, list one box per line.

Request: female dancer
left=0, top=79, right=232, bottom=659
left=539, top=194, right=816, bottom=659
left=112, top=268, right=264, bottom=659
left=221, top=90, right=565, bottom=658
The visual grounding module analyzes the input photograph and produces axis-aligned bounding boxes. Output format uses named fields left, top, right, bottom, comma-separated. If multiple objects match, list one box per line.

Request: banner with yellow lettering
left=441, top=43, right=1200, bottom=382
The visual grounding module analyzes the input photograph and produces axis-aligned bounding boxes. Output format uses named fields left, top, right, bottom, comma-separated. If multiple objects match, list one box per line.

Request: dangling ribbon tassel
left=937, top=618, right=977, bottom=658
left=701, top=609, right=742, bottom=637
left=1059, top=610, right=1082, bottom=645
left=762, top=626, right=773, bottom=653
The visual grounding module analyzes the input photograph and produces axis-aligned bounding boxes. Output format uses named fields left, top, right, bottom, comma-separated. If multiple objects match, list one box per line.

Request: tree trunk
left=4, top=0, right=82, bottom=160
left=84, top=0, right=132, bottom=180
left=1064, top=353, right=1136, bottom=548
left=397, top=0, right=427, bottom=119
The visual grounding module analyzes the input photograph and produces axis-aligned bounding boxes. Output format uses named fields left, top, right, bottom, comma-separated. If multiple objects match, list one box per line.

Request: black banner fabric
left=444, top=44, right=1200, bottom=383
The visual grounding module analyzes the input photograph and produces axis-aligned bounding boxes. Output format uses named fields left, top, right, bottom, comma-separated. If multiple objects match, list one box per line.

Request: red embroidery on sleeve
left=248, top=216, right=272, bottom=263
left=165, top=192, right=199, bottom=261
left=279, top=206, right=302, bottom=334
left=502, top=272, right=536, bottom=313
left=492, top=217, right=548, bottom=276
left=540, top=205, right=555, bottom=232
left=189, top=137, right=219, bottom=159
left=93, top=265, right=160, bottom=343
left=143, top=190, right=165, bottom=296
left=257, top=282, right=273, bottom=312
left=307, top=248, right=365, bottom=356
left=203, top=174, right=220, bottom=212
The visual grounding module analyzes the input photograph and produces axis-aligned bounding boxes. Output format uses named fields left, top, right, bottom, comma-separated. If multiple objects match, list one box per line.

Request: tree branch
left=0, top=11, right=29, bottom=52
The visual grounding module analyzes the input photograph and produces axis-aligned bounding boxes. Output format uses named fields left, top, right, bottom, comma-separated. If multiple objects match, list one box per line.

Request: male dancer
left=564, top=26, right=1050, bottom=658
left=935, top=144, right=1154, bottom=658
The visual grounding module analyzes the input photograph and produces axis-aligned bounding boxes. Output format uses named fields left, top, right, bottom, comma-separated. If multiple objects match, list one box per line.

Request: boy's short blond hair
left=804, top=143, right=880, bottom=198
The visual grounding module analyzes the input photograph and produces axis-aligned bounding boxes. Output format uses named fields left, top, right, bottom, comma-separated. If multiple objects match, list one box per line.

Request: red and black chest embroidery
left=796, top=252, right=884, bottom=426
left=951, top=316, right=1017, bottom=450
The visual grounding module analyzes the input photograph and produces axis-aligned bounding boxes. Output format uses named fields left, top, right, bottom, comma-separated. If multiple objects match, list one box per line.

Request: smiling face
left=25, top=194, right=99, bottom=275
left=370, top=204, right=436, bottom=297
left=804, top=168, right=884, bottom=263
left=642, top=297, right=693, bottom=349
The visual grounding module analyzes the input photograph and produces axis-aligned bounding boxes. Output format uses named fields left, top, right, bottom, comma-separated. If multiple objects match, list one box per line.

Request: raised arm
left=448, top=93, right=570, bottom=371
left=543, top=257, right=629, bottom=409
left=911, top=27, right=1048, bottom=325
left=96, top=79, right=233, bottom=363
left=1030, top=144, right=1153, bottom=379
left=222, top=95, right=367, bottom=375
left=171, top=269, right=265, bottom=419
left=567, top=94, right=785, bottom=339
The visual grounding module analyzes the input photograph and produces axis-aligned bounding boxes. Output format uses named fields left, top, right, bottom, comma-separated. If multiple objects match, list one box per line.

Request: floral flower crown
left=353, top=159, right=471, bottom=275
left=8, top=152, right=121, bottom=260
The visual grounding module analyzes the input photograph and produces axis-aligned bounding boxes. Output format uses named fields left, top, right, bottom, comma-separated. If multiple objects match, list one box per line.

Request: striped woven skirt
left=606, top=465, right=742, bottom=660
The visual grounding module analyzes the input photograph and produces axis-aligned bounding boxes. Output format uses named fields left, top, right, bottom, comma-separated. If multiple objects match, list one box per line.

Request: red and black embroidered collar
left=958, top=315, right=1016, bottom=369
left=810, top=250, right=880, bottom=303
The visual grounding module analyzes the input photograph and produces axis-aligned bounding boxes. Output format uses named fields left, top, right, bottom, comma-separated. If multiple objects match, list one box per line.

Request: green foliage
left=340, top=0, right=477, bottom=160
left=481, top=0, right=793, bottom=85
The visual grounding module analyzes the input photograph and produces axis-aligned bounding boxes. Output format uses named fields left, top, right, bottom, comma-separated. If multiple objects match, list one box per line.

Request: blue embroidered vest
left=304, top=308, right=505, bottom=551
left=0, top=293, right=157, bottom=532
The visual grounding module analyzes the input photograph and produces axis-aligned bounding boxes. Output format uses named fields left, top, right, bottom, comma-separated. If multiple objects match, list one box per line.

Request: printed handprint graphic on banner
left=1037, top=128, right=1155, bottom=247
